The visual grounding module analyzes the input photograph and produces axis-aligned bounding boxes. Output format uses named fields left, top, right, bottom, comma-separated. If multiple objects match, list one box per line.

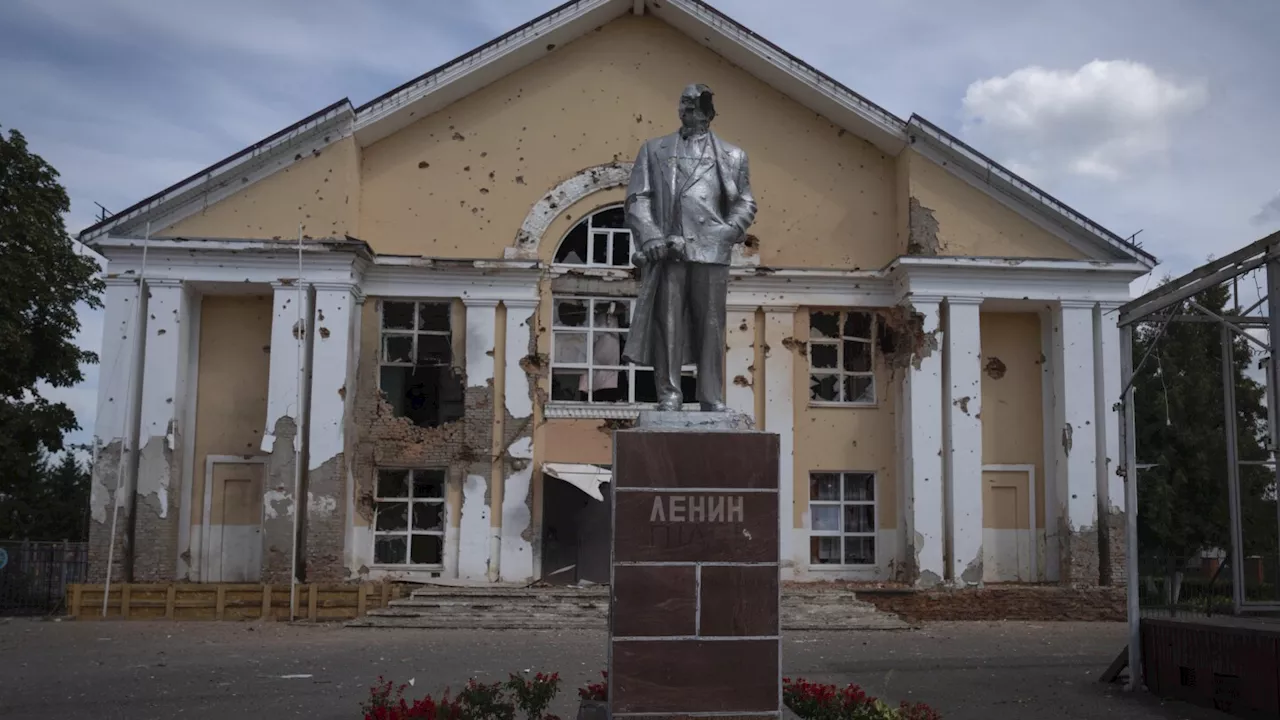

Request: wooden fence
left=65, top=582, right=406, bottom=621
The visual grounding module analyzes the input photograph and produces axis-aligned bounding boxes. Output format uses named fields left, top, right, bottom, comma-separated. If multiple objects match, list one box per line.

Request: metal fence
left=0, top=540, right=89, bottom=616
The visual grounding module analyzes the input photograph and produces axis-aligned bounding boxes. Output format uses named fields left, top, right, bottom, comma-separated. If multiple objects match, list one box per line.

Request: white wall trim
left=200, top=455, right=267, bottom=583
left=363, top=265, right=542, bottom=302
left=982, top=464, right=1038, bottom=582
left=894, top=259, right=1142, bottom=305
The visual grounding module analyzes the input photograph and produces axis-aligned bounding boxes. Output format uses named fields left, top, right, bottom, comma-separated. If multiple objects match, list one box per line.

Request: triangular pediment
left=79, top=0, right=1153, bottom=269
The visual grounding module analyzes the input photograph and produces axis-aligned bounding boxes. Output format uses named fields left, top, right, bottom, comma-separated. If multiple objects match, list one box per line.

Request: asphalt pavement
left=0, top=619, right=1227, bottom=720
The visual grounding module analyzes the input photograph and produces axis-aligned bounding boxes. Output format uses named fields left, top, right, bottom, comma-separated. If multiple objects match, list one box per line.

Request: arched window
left=553, top=204, right=634, bottom=268
left=549, top=206, right=697, bottom=405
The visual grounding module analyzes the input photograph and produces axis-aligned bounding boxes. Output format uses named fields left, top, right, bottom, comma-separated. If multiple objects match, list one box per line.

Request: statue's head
left=678, top=83, right=715, bottom=133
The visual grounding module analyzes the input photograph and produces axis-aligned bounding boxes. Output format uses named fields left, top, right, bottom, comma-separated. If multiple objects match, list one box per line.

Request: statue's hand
left=712, top=221, right=743, bottom=245
left=643, top=239, right=668, bottom=263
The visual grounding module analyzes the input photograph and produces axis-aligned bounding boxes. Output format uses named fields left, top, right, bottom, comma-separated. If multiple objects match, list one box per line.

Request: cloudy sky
left=3, top=0, right=1279, bottom=449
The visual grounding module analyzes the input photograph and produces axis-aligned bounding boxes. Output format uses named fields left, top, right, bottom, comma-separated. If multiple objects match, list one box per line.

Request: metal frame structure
left=1116, top=230, right=1280, bottom=690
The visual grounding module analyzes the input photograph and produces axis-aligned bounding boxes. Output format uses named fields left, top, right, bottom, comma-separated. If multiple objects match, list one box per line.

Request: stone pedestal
left=609, top=412, right=780, bottom=719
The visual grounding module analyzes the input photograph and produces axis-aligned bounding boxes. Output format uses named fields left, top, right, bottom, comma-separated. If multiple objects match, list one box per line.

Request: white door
left=203, top=458, right=265, bottom=583
left=982, top=468, right=1036, bottom=583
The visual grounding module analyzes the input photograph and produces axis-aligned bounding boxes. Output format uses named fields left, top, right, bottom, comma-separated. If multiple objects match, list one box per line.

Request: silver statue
left=621, top=83, right=758, bottom=412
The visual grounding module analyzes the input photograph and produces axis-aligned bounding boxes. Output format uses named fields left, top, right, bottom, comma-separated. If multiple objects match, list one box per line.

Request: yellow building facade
left=82, top=0, right=1153, bottom=592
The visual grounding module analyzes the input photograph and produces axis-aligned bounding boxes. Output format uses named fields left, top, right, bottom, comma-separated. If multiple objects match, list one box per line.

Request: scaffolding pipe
left=1221, top=324, right=1246, bottom=614
left=1188, top=299, right=1270, bottom=354
left=103, top=222, right=151, bottom=617
left=1267, top=259, right=1280, bottom=604
left=1119, top=323, right=1141, bottom=691
left=289, top=224, right=305, bottom=621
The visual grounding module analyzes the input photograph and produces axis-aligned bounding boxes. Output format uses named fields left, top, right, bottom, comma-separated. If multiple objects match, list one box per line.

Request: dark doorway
left=541, top=473, right=611, bottom=585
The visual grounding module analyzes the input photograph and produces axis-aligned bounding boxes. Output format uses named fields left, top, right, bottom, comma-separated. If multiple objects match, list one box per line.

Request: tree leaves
left=0, top=127, right=104, bottom=461
left=1133, top=281, right=1278, bottom=567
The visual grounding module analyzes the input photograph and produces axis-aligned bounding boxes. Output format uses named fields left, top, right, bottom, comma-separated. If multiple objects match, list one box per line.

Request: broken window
left=809, top=309, right=876, bottom=404
left=809, top=471, right=876, bottom=566
left=379, top=300, right=464, bottom=427
left=550, top=295, right=696, bottom=404
left=553, top=205, right=635, bottom=268
left=373, top=468, right=446, bottom=566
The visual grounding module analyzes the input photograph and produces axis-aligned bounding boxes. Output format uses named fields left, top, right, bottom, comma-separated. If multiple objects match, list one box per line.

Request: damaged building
left=79, top=0, right=1155, bottom=594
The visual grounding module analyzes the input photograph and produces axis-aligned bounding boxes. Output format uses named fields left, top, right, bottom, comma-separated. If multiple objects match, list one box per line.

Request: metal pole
left=1120, top=324, right=1142, bottom=691
left=1267, top=259, right=1280, bottom=603
left=289, top=224, right=304, bottom=622
left=1188, top=300, right=1270, bottom=354
left=1221, top=324, right=1246, bottom=614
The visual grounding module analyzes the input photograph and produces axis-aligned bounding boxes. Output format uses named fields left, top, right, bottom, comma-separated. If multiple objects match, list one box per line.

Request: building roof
left=77, top=0, right=1156, bottom=267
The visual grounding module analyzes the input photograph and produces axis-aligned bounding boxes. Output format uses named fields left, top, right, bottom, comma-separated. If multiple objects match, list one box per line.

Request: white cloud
left=1253, top=191, right=1280, bottom=228
left=961, top=60, right=1208, bottom=182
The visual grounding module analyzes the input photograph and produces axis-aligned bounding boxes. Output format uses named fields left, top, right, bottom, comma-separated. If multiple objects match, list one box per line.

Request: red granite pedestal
left=609, top=419, right=781, bottom=720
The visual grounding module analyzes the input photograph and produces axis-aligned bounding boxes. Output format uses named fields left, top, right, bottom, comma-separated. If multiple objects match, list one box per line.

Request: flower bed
left=360, top=671, right=940, bottom=720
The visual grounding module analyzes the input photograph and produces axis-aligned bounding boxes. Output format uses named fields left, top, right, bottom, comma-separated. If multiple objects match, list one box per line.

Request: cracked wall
left=495, top=302, right=538, bottom=583
left=162, top=135, right=361, bottom=241
left=897, top=149, right=1088, bottom=260
left=87, top=441, right=130, bottom=583
left=130, top=283, right=191, bottom=582
left=351, top=298, right=493, bottom=582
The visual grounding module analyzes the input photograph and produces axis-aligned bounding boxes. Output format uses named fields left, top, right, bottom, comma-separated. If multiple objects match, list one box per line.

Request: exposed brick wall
left=87, top=442, right=131, bottom=583
left=1105, top=512, right=1128, bottom=588
left=347, top=298, right=496, bottom=581
left=262, top=417, right=299, bottom=584
left=130, top=433, right=183, bottom=582
left=858, top=585, right=1126, bottom=622
left=1062, top=524, right=1103, bottom=587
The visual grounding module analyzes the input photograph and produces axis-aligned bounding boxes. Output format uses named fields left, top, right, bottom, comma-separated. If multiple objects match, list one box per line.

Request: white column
left=459, top=299, right=498, bottom=582
left=1054, top=300, right=1100, bottom=584
left=902, top=296, right=945, bottom=587
left=133, top=279, right=188, bottom=580
left=500, top=299, right=538, bottom=583
left=88, top=277, right=145, bottom=582
left=308, top=284, right=358, bottom=469
left=305, top=283, right=358, bottom=580
left=763, top=307, right=797, bottom=576
left=262, top=282, right=309, bottom=454
left=258, top=282, right=311, bottom=583
left=1096, top=303, right=1124, bottom=514
left=945, top=298, right=983, bottom=585
left=725, top=306, right=757, bottom=419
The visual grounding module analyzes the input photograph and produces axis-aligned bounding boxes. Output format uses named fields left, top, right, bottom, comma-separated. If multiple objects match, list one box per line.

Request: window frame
left=379, top=299, right=454, bottom=369
left=371, top=467, right=447, bottom=568
left=807, top=470, right=878, bottom=568
left=552, top=203, right=636, bottom=270
left=807, top=309, right=877, bottom=407
left=549, top=207, right=699, bottom=410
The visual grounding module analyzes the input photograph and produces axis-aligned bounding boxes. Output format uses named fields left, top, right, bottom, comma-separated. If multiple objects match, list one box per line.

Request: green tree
left=0, top=450, right=90, bottom=541
left=0, top=127, right=103, bottom=465
left=1133, top=280, right=1278, bottom=601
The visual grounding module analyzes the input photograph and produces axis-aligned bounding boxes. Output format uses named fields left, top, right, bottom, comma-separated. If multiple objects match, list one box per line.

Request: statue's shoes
left=700, top=403, right=730, bottom=412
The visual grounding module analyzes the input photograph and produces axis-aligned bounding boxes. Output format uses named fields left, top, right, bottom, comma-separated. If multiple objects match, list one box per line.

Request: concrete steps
left=348, top=585, right=909, bottom=630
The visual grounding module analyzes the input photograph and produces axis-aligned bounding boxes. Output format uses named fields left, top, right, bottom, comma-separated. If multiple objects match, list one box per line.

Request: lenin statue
left=621, top=83, right=758, bottom=412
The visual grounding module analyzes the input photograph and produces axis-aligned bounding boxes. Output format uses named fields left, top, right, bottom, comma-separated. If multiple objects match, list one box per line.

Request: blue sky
left=3, top=0, right=1279, bottom=449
